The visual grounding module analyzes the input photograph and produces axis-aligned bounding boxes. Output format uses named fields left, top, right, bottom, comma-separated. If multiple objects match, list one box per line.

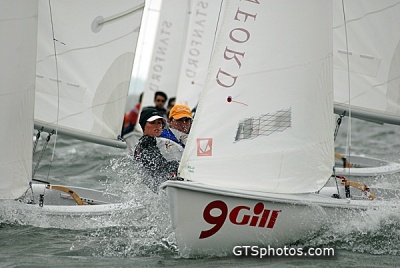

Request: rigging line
left=32, top=127, right=43, bottom=155
left=46, top=0, right=60, bottom=180
left=341, top=0, right=352, bottom=161
left=32, top=131, right=54, bottom=179
left=334, top=112, right=346, bottom=141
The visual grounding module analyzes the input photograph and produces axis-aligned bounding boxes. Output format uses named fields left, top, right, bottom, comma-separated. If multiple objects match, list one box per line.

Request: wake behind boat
left=0, top=0, right=145, bottom=227
left=161, top=0, right=400, bottom=256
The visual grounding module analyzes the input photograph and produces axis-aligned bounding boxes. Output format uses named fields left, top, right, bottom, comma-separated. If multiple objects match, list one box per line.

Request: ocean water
left=1, top=117, right=400, bottom=267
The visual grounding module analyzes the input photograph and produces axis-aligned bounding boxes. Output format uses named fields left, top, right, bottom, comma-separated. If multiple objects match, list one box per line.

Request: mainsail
left=35, top=0, right=145, bottom=148
left=333, top=0, right=400, bottom=125
left=179, top=0, right=334, bottom=194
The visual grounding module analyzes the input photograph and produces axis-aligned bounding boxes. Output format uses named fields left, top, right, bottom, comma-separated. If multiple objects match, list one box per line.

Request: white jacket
left=157, top=128, right=188, bottom=161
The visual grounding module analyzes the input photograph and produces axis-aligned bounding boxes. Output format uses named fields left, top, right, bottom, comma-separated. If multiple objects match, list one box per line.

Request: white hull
left=0, top=184, right=143, bottom=229
left=335, top=154, right=400, bottom=177
left=162, top=181, right=398, bottom=256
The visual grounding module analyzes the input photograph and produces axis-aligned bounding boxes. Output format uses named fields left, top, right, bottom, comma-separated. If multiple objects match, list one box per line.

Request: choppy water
left=1, top=117, right=400, bottom=267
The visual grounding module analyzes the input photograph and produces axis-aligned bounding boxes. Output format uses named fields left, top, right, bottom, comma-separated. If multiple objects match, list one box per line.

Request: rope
left=32, top=127, right=43, bottom=155
left=46, top=185, right=87, bottom=205
left=334, top=110, right=352, bottom=168
left=341, top=178, right=376, bottom=200
left=335, top=152, right=352, bottom=168
left=334, top=112, right=346, bottom=141
left=32, top=131, right=54, bottom=179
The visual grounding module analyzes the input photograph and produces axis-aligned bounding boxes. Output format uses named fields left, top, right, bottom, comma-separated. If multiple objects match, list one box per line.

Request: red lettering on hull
left=199, top=200, right=281, bottom=239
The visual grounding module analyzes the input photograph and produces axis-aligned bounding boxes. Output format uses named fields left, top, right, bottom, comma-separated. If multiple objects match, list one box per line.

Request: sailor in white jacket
left=157, top=104, right=193, bottom=161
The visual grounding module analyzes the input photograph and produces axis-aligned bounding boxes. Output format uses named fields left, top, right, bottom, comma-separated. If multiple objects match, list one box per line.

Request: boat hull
left=162, top=181, right=386, bottom=256
left=334, top=154, right=400, bottom=177
left=0, top=184, right=143, bottom=229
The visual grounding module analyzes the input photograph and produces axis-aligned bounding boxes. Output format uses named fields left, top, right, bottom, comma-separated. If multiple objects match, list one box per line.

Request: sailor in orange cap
left=157, top=104, right=193, bottom=161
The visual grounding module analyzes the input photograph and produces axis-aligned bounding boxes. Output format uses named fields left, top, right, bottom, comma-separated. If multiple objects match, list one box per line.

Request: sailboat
left=0, top=0, right=145, bottom=228
left=333, top=0, right=400, bottom=177
left=161, top=0, right=400, bottom=256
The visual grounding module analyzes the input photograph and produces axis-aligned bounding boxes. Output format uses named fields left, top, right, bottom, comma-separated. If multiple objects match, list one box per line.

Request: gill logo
left=199, top=200, right=281, bottom=239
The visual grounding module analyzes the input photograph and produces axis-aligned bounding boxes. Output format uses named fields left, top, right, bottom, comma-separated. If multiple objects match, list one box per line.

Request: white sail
left=175, top=0, right=223, bottom=110
left=333, top=0, right=400, bottom=125
left=35, top=0, right=145, bottom=148
left=138, top=0, right=191, bottom=108
left=179, top=0, right=334, bottom=194
left=130, top=0, right=162, bottom=102
left=0, top=0, right=38, bottom=199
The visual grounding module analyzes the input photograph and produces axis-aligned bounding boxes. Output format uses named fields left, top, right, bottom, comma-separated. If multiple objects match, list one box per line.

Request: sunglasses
left=175, top=117, right=192, bottom=123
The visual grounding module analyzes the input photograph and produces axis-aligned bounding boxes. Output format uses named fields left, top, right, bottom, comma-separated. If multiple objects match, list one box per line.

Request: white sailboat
left=161, top=0, right=400, bottom=256
left=333, top=0, right=400, bottom=177
left=0, top=0, right=145, bottom=228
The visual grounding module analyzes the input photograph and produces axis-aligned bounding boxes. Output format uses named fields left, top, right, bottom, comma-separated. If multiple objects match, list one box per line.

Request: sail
left=0, top=1, right=38, bottom=199
left=333, top=0, right=400, bottom=125
left=138, top=0, right=191, bottom=108
left=35, top=0, right=145, bottom=148
left=179, top=0, right=334, bottom=194
left=130, top=0, right=162, bottom=106
left=175, top=0, right=223, bottom=110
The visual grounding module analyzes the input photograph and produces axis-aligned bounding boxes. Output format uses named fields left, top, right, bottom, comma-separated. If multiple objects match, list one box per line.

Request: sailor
left=153, top=91, right=168, bottom=120
left=133, top=107, right=179, bottom=192
left=157, top=104, right=193, bottom=161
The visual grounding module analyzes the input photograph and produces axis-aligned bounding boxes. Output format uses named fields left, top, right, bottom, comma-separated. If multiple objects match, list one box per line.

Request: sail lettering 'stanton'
left=0, top=1, right=38, bottom=199
left=179, top=0, right=334, bottom=194
left=175, top=0, right=223, bottom=110
left=135, top=0, right=191, bottom=109
left=35, top=0, right=145, bottom=147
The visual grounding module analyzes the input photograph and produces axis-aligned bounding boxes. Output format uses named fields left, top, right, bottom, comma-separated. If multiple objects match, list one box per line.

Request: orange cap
left=169, top=104, right=192, bottom=119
